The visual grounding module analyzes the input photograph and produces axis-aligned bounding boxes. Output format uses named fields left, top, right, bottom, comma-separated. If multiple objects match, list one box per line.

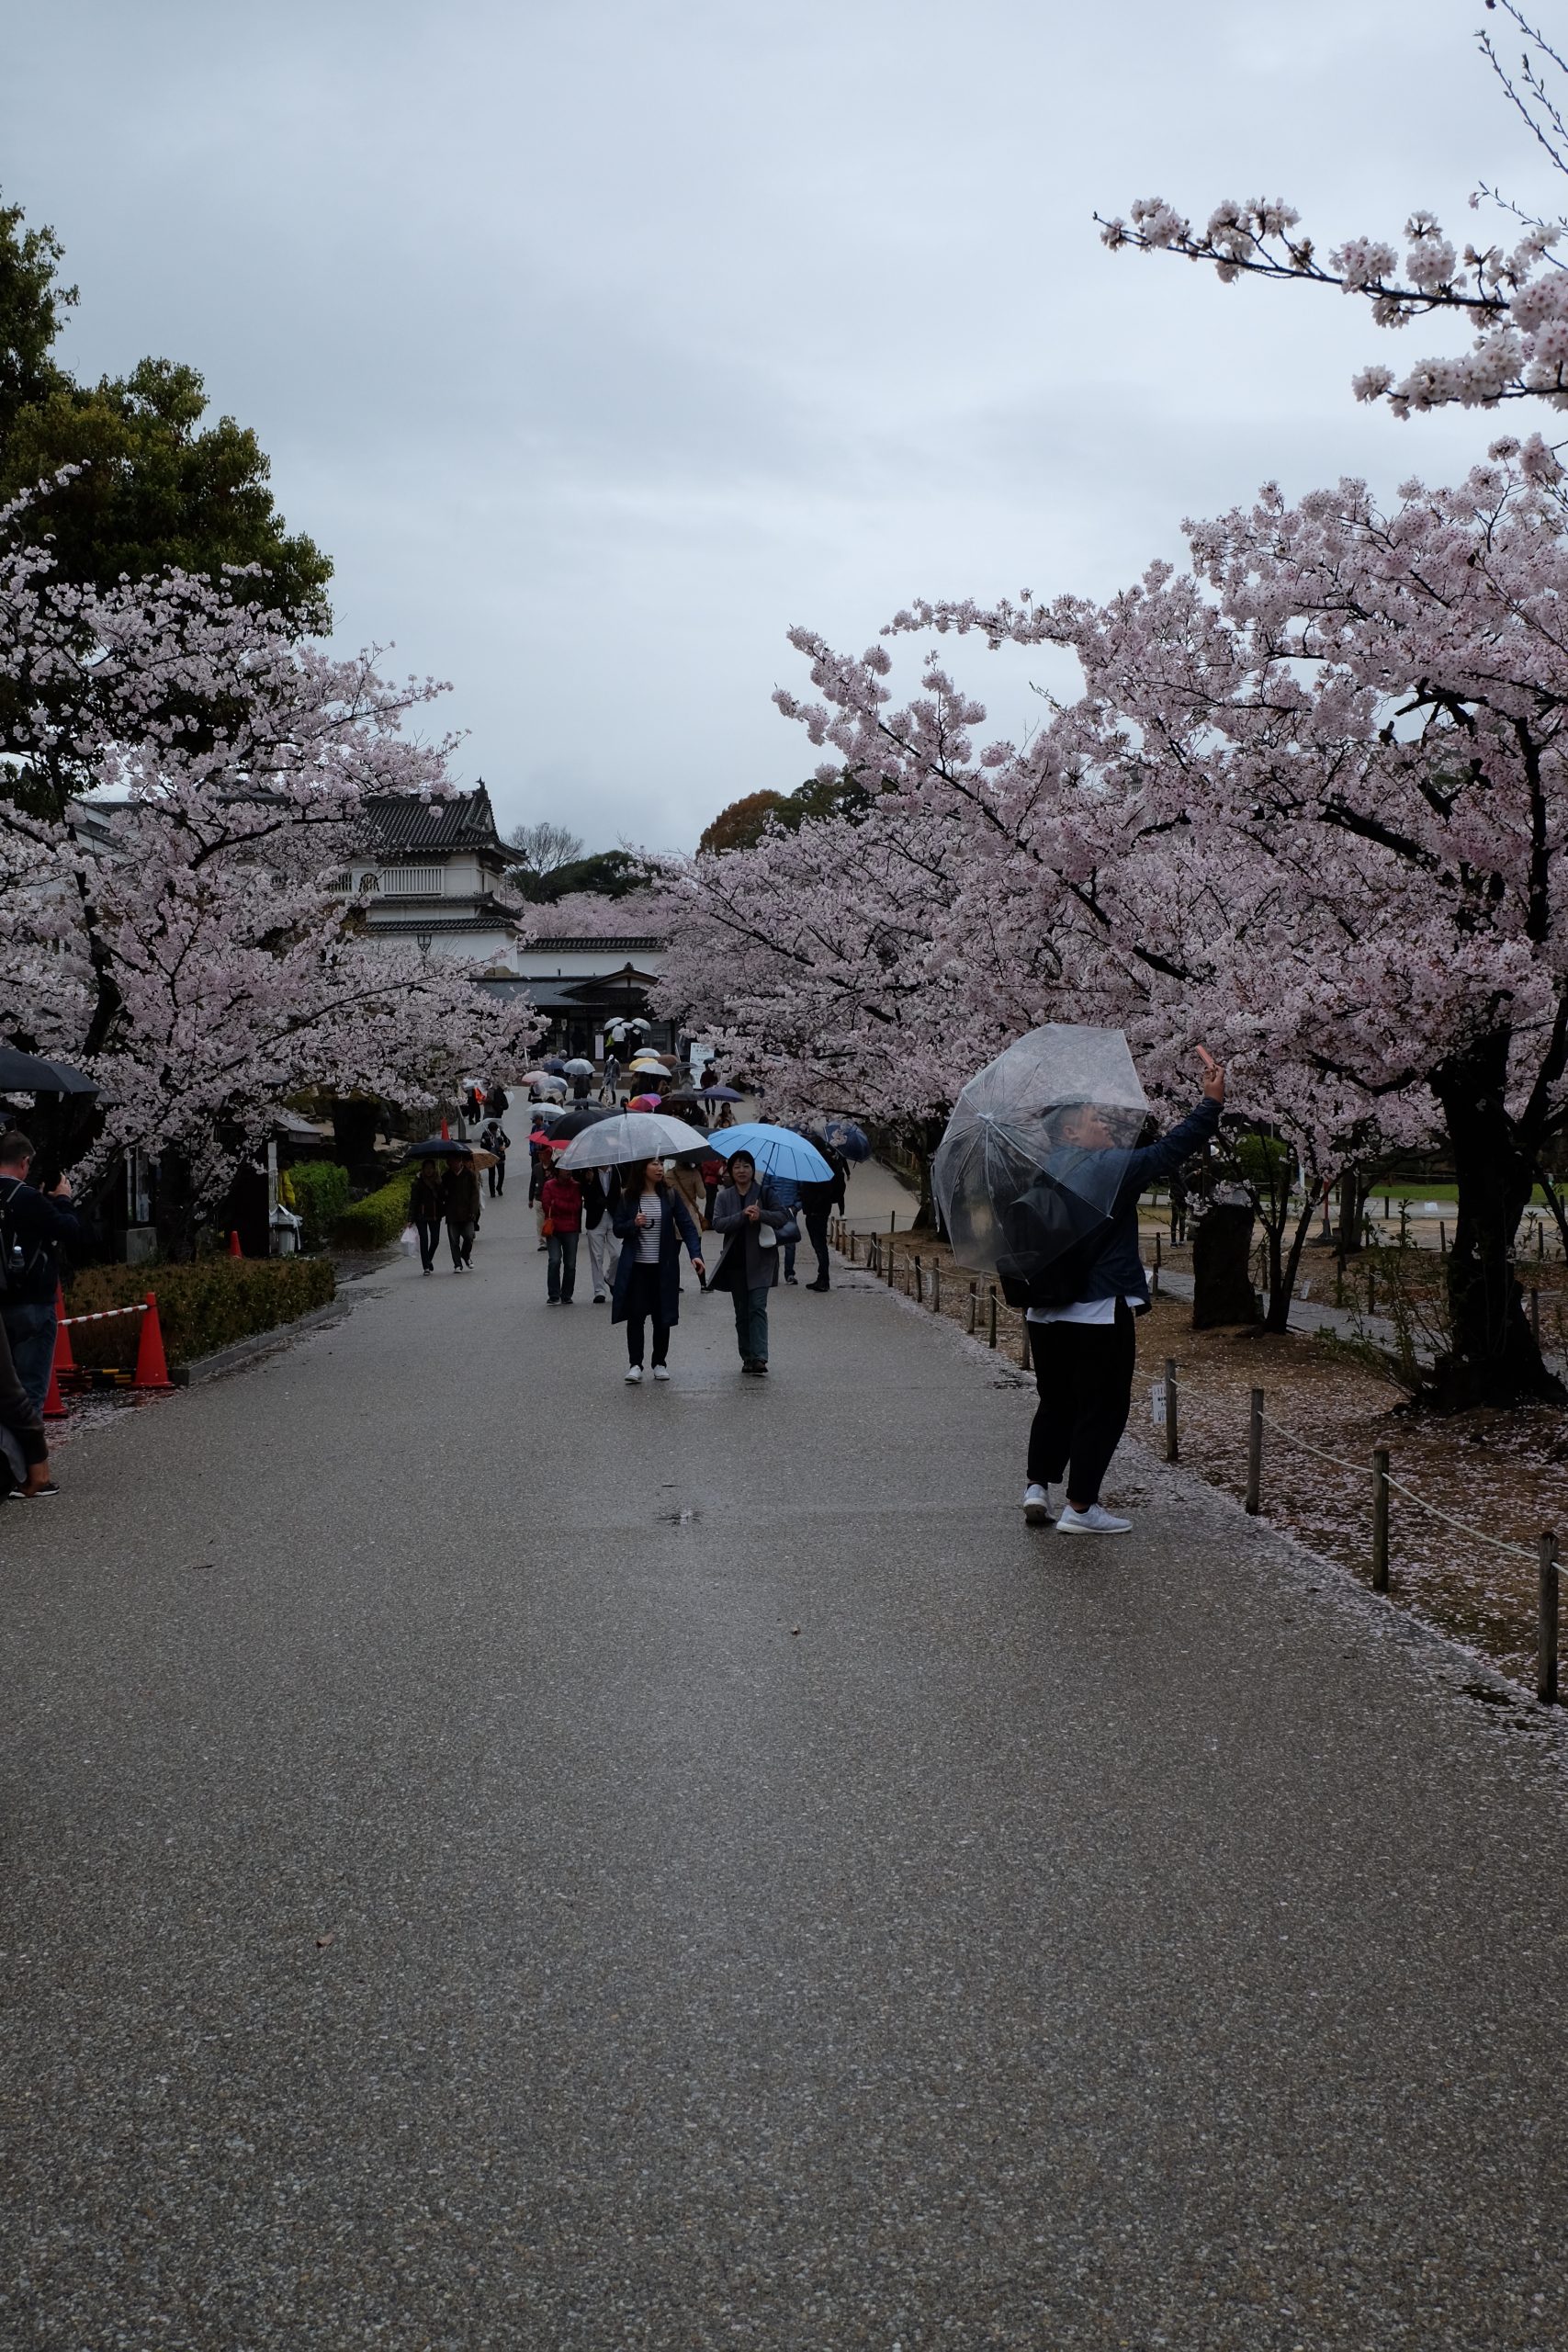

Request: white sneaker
left=625, top=1365, right=642, bottom=1384
left=652, top=1365, right=671, bottom=1382
left=1022, top=1483, right=1054, bottom=1527
left=1056, top=1503, right=1131, bottom=1535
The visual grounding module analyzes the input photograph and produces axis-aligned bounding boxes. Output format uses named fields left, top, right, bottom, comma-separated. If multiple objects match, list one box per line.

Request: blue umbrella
left=821, top=1117, right=870, bottom=1160
left=714, top=1123, right=831, bottom=1182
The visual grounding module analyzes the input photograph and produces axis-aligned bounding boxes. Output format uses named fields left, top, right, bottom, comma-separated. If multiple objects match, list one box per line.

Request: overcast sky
left=1, top=0, right=1520, bottom=850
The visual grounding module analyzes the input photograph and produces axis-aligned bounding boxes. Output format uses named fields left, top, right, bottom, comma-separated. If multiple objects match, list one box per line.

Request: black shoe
left=784, top=1274, right=798, bottom=1284
left=807, top=1278, right=829, bottom=1292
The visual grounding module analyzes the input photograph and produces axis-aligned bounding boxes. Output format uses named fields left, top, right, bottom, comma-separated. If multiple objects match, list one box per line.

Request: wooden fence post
left=932, top=1263, right=942, bottom=1315
left=1163, top=1357, right=1179, bottom=1464
left=886, top=1241, right=896, bottom=1288
left=1371, top=1448, right=1390, bottom=1594
left=1540, top=1532, right=1560, bottom=1705
left=967, top=1282, right=977, bottom=1335
left=914, top=1255, right=923, bottom=1305
left=1153, top=1231, right=1162, bottom=1298
left=889, top=1210, right=897, bottom=1235
left=987, top=1286, right=998, bottom=1349
left=1246, top=1387, right=1263, bottom=1515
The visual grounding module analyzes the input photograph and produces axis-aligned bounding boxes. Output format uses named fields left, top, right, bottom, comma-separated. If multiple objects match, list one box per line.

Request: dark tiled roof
left=364, top=784, right=502, bottom=855
left=522, top=935, right=666, bottom=953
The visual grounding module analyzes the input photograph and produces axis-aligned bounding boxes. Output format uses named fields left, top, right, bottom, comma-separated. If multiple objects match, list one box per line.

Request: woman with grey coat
left=708, top=1148, right=791, bottom=1376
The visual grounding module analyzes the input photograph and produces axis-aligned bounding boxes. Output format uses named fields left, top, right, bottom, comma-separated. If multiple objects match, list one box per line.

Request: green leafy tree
left=528, top=848, right=645, bottom=902
left=697, top=772, right=873, bottom=856
left=0, top=192, right=331, bottom=627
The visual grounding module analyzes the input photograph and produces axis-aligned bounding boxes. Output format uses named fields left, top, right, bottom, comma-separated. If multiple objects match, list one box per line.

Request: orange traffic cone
left=52, top=1283, right=76, bottom=1375
left=42, top=1340, right=66, bottom=1419
left=133, top=1292, right=174, bottom=1391
left=228, top=1228, right=243, bottom=1258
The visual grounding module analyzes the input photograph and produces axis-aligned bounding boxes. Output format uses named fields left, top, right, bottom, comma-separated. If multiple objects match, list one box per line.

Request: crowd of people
left=526, top=1133, right=848, bottom=1381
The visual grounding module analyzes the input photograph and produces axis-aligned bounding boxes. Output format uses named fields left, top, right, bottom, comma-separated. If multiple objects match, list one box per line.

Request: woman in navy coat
left=610, top=1156, right=705, bottom=1383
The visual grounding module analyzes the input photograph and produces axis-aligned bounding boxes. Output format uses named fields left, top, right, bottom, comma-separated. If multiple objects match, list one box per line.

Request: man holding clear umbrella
left=1020, top=1048, right=1224, bottom=1533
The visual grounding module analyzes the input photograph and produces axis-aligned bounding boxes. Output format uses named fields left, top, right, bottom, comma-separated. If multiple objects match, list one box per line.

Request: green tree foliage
left=697, top=772, right=871, bottom=856
left=0, top=192, right=331, bottom=627
left=524, top=848, right=645, bottom=902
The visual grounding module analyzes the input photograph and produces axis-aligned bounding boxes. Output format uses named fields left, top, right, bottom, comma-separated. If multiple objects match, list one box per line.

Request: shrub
left=64, top=1257, right=336, bottom=1370
left=284, top=1159, right=351, bottom=1250
left=332, top=1163, right=418, bottom=1250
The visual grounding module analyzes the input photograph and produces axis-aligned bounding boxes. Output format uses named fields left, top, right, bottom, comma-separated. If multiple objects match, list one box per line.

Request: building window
left=382, top=865, right=444, bottom=897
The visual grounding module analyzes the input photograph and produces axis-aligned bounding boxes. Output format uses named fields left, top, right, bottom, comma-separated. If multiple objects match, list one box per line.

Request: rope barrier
left=60, top=1303, right=149, bottom=1328
left=1252, top=1407, right=1539, bottom=1560
left=1380, top=1473, right=1539, bottom=1563
left=1256, top=1409, right=1365, bottom=1478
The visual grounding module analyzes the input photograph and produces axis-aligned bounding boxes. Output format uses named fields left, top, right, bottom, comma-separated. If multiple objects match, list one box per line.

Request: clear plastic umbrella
left=555, top=1112, right=710, bottom=1170
left=934, top=1025, right=1149, bottom=1283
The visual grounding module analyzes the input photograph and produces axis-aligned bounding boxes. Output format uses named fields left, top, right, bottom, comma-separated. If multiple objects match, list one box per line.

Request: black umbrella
left=406, top=1136, right=476, bottom=1159
left=551, top=1102, right=618, bottom=1140
left=0, top=1044, right=99, bottom=1096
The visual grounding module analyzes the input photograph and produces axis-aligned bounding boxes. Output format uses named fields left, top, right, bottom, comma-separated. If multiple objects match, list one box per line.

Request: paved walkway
left=4, top=1186, right=1567, bottom=2348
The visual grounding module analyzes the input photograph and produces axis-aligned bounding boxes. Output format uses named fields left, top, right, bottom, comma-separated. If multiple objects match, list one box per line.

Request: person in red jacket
left=540, top=1157, right=584, bottom=1305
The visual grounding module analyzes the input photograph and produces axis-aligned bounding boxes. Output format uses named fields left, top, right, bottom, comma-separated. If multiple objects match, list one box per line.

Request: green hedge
left=64, top=1257, right=336, bottom=1370
left=332, top=1163, right=418, bottom=1250
left=285, top=1160, right=351, bottom=1250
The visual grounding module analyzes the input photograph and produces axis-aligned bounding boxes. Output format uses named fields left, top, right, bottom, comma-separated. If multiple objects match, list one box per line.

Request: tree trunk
left=1263, top=1192, right=1319, bottom=1334
left=1335, top=1167, right=1369, bottom=1266
left=1430, top=1036, right=1564, bottom=1408
left=1192, top=1202, right=1258, bottom=1328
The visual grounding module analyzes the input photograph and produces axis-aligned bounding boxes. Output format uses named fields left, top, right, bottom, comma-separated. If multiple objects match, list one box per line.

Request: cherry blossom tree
left=903, top=446, right=1568, bottom=1406
left=1101, top=4, right=1568, bottom=419
left=0, top=530, right=537, bottom=1241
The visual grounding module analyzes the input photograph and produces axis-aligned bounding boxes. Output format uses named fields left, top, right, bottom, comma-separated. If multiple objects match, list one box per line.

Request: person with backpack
left=478, top=1115, right=511, bottom=1197
left=0, top=1128, right=85, bottom=1414
left=1021, top=1050, right=1224, bottom=1535
left=0, top=1310, right=54, bottom=1499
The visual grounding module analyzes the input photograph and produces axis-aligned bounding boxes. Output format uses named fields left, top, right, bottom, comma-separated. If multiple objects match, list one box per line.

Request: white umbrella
left=530, top=1099, right=570, bottom=1120
left=555, top=1112, right=709, bottom=1170
left=562, top=1057, right=595, bottom=1075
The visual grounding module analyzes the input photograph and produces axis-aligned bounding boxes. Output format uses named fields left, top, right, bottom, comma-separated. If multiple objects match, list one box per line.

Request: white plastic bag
left=400, top=1224, right=420, bottom=1258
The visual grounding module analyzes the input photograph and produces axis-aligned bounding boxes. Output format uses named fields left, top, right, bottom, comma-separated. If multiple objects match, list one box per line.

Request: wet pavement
left=3, top=1184, right=1566, bottom=2348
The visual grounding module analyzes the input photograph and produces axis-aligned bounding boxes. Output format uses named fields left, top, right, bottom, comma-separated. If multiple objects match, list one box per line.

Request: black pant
left=805, top=1208, right=830, bottom=1283
left=413, top=1215, right=442, bottom=1271
left=1027, top=1302, right=1136, bottom=1507
left=487, top=1162, right=504, bottom=1197
left=624, top=1262, right=670, bottom=1367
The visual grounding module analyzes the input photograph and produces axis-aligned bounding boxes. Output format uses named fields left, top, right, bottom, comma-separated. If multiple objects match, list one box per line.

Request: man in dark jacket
left=0, top=1310, right=54, bottom=1498
left=799, top=1148, right=847, bottom=1292
left=1022, top=1051, right=1224, bottom=1535
left=0, top=1129, right=84, bottom=1414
